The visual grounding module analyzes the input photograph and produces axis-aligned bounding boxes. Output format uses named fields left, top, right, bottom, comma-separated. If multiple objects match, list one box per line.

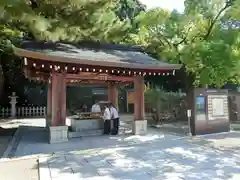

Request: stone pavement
left=0, top=136, right=12, bottom=157
left=10, top=126, right=240, bottom=180
left=38, top=134, right=240, bottom=180
left=0, top=158, right=38, bottom=180
left=1, top=118, right=240, bottom=180
left=0, top=118, right=46, bottom=129
left=182, top=131, right=240, bottom=156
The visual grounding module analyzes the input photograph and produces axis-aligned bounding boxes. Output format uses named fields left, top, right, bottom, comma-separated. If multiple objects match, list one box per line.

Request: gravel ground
left=0, top=158, right=39, bottom=180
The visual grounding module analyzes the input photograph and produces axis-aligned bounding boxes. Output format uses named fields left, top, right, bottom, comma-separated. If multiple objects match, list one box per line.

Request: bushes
left=145, top=87, right=187, bottom=124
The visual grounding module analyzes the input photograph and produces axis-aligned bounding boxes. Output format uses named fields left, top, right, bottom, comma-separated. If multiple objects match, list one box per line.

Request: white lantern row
left=27, top=59, right=175, bottom=76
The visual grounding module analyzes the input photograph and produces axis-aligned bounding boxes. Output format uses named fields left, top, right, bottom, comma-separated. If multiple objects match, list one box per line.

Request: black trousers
left=112, top=118, right=119, bottom=135
left=104, top=120, right=111, bottom=134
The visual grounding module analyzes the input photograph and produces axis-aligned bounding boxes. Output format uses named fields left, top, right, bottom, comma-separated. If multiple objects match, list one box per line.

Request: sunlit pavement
left=1, top=118, right=240, bottom=180
left=182, top=131, right=240, bottom=157
left=12, top=127, right=240, bottom=180
left=38, top=143, right=240, bottom=180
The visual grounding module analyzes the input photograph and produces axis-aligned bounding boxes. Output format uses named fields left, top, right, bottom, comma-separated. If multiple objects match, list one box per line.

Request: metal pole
left=187, top=109, right=192, bottom=136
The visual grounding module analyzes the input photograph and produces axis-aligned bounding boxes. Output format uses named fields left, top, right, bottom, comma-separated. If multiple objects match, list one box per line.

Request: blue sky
left=139, top=0, right=185, bottom=12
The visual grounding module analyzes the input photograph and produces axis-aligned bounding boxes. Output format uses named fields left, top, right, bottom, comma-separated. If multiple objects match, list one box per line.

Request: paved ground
left=183, top=131, right=240, bottom=155
left=37, top=136, right=240, bottom=180
left=0, top=118, right=46, bottom=128
left=0, top=158, right=39, bottom=180
left=0, top=126, right=16, bottom=157
left=12, top=125, right=240, bottom=180
left=1, top=118, right=240, bottom=180
left=0, top=136, right=12, bottom=156
left=152, top=120, right=240, bottom=136
left=0, top=119, right=41, bottom=180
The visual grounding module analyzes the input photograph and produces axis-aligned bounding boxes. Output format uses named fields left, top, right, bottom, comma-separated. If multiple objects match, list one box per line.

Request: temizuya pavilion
left=13, top=41, right=181, bottom=143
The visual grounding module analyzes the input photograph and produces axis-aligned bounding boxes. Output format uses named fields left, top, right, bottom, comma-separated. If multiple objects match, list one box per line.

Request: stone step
left=68, top=129, right=103, bottom=138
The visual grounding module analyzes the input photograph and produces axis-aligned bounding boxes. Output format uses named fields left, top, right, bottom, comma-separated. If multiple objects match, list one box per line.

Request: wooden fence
left=0, top=106, right=46, bottom=118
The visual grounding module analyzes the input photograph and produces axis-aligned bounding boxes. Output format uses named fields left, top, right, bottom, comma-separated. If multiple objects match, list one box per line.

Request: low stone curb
left=1, top=127, right=21, bottom=159
left=0, top=153, right=51, bottom=163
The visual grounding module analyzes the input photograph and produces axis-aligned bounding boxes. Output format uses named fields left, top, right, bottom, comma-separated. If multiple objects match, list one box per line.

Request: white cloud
left=139, top=0, right=185, bottom=12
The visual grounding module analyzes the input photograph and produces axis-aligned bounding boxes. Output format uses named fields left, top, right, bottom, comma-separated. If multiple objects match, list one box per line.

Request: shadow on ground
left=0, top=127, right=17, bottom=157
left=0, top=127, right=16, bottom=136
left=183, top=132, right=240, bottom=156
left=4, top=125, right=238, bottom=179
left=38, top=133, right=240, bottom=180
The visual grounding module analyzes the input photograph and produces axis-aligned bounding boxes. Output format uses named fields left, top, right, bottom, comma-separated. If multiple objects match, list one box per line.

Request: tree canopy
left=0, top=0, right=240, bottom=105
left=0, top=0, right=133, bottom=43
left=129, top=0, right=240, bottom=88
left=0, top=0, right=145, bottom=104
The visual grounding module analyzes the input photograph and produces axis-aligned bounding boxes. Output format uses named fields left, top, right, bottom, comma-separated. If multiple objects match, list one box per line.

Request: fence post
left=9, top=92, right=18, bottom=118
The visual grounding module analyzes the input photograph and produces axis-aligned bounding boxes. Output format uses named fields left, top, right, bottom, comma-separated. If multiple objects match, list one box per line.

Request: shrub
left=145, top=87, right=187, bottom=124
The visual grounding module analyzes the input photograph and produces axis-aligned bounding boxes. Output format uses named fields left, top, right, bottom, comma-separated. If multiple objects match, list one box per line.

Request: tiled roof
left=14, top=41, right=181, bottom=70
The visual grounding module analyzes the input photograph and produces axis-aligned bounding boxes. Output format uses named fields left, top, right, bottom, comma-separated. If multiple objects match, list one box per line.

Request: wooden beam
left=66, top=73, right=134, bottom=82
left=24, top=69, right=135, bottom=82
left=66, top=80, right=131, bottom=85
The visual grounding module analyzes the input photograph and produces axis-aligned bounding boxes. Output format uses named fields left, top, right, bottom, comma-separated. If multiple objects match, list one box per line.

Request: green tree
left=129, top=0, right=240, bottom=89
left=0, top=0, right=131, bottom=42
left=115, top=0, right=146, bottom=21
left=0, top=0, right=143, bottom=104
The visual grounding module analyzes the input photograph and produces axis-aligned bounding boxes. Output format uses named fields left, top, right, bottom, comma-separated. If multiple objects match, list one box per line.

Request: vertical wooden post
left=49, top=72, right=68, bottom=143
left=51, top=72, right=67, bottom=126
left=132, top=76, right=146, bottom=135
left=134, top=76, right=145, bottom=120
left=60, top=74, right=66, bottom=125
left=47, top=79, right=52, bottom=126
left=108, top=82, right=118, bottom=108
left=51, top=73, right=60, bottom=126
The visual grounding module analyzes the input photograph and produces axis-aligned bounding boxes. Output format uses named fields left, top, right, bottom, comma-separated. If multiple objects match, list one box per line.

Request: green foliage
left=0, top=0, right=140, bottom=105
left=0, top=0, right=131, bottom=43
left=0, top=0, right=240, bottom=104
left=145, top=87, right=187, bottom=123
left=115, top=0, right=146, bottom=21
left=129, top=0, right=240, bottom=88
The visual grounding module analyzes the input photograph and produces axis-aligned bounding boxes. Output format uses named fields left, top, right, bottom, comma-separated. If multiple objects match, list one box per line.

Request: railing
left=0, top=106, right=46, bottom=118
left=0, top=107, right=11, bottom=118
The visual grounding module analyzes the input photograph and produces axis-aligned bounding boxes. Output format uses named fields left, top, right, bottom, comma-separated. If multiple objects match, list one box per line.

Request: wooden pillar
left=108, top=82, right=118, bottom=108
left=51, top=72, right=66, bottom=126
left=60, top=75, right=66, bottom=125
left=46, top=80, right=52, bottom=126
left=134, top=76, right=145, bottom=120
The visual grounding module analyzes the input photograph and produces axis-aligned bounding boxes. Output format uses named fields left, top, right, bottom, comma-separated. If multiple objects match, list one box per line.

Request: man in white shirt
left=91, top=101, right=101, bottom=113
left=109, top=103, right=119, bottom=135
left=103, top=105, right=111, bottom=134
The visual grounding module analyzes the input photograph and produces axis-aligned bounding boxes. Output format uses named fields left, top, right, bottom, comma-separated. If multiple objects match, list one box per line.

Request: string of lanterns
left=25, top=58, right=176, bottom=76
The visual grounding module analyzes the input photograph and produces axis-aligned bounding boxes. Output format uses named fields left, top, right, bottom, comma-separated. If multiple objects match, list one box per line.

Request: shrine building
left=13, top=41, right=181, bottom=143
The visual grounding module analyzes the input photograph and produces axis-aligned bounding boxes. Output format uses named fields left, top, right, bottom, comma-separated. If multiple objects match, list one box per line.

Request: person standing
left=103, top=105, right=111, bottom=134
left=109, top=103, right=119, bottom=135
left=91, top=101, right=101, bottom=113
left=82, top=104, right=88, bottom=112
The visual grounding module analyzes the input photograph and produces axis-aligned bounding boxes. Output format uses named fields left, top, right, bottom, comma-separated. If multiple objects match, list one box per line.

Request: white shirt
left=110, top=107, right=119, bottom=119
left=91, top=104, right=101, bottom=112
left=103, top=108, right=111, bottom=120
